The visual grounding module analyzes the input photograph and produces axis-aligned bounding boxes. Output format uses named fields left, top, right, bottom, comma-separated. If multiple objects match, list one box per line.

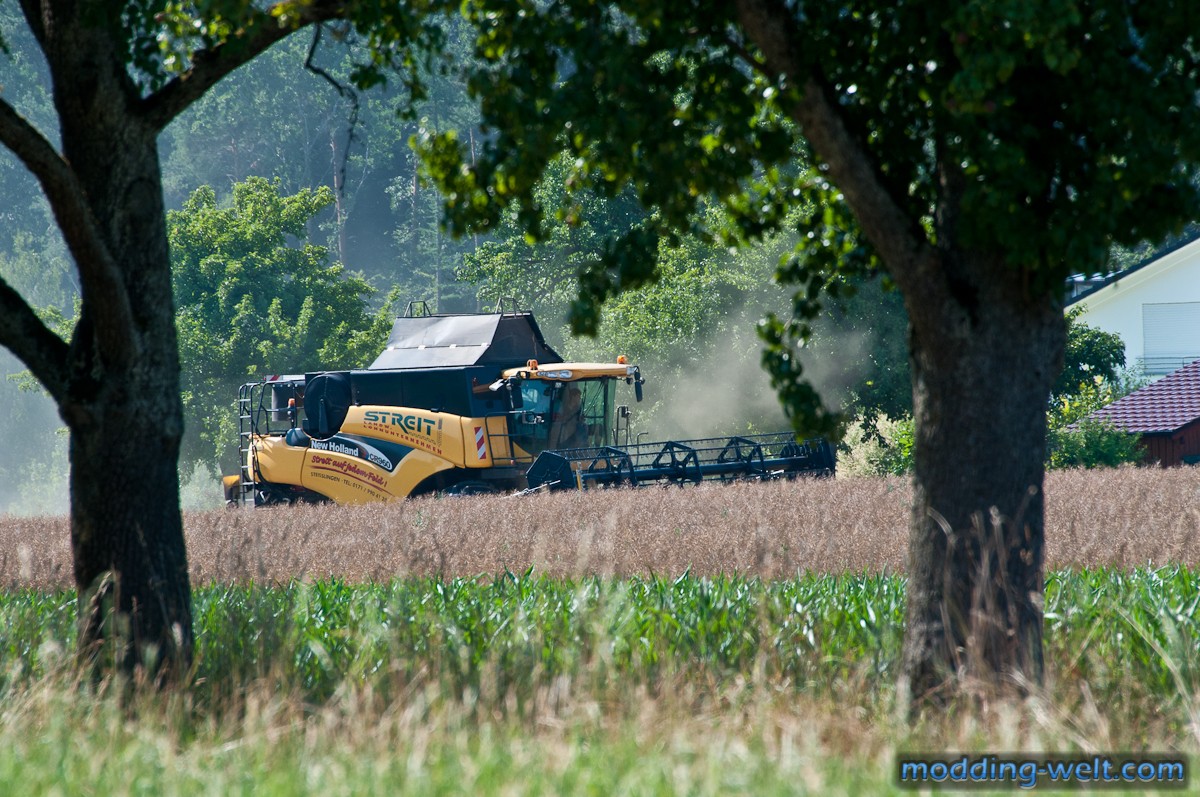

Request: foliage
left=1107, top=224, right=1200, bottom=274
left=417, top=0, right=1200, bottom=443
left=803, top=277, right=911, bottom=421
left=1043, top=312, right=1142, bottom=469
left=0, top=5, right=908, bottom=443
left=1046, top=376, right=1144, bottom=469
left=456, top=151, right=910, bottom=433
left=159, top=35, right=354, bottom=206
left=170, top=177, right=393, bottom=472
left=1055, top=308, right=1126, bottom=400
left=0, top=3, right=493, bottom=299
left=0, top=232, right=74, bottom=316
left=0, top=236, right=76, bottom=515
left=384, top=19, right=487, bottom=311
left=455, top=158, right=804, bottom=433
left=838, top=413, right=916, bottom=478
left=0, top=355, right=68, bottom=516
left=454, top=153, right=649, bottom=338
left=1047, top=416, right=1144, bottom=470
left=416, top=1, right=850, bottom=437
left=0, top=5, right=58, bottom=256
left=463, top=175, right=780, bottom=327
left=842, top=311, right=1142, bottom=473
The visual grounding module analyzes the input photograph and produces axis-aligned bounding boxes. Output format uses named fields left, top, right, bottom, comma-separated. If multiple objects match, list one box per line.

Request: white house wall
left=1073, top=238, right=1200, bottom=375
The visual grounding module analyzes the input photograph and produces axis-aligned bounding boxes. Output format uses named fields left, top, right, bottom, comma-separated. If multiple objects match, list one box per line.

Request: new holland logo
left=474, top=426, right=487, bottom=460
left=311, top=436, right=395, bottom=472
left=310, top=438, right=359, bottom=458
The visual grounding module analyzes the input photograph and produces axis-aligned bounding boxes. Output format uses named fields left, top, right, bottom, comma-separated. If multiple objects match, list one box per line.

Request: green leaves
left=169, top=177, right=390, bottom=471
left=416, top=0, right=793, bottom=329
left=409, top=0, right=1200, bottom=440
left=1047, top=415, right=1144, bottom=469
left=1043, top=311, right=1142, bottom=469
left=1046, top=375, right=1143, bottom=469
left=1054, top=308, right=1126, bottom=400
left=5, top=567, right=1200, bottom=714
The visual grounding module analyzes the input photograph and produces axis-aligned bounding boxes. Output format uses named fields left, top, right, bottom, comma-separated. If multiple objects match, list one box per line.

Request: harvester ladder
left=235, top=383, right=258, bottom=504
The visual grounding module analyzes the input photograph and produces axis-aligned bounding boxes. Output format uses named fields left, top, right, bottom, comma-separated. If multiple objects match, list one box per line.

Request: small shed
left=1088, top=358, right=1200, bottom=467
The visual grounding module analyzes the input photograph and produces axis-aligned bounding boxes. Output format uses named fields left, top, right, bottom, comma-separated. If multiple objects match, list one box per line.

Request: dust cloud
left=625, top=310, right=873, bottom=444
left=0, top=353, right=69, bottom=517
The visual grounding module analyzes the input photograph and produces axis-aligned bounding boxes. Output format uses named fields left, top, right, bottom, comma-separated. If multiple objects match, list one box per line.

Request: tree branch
left=140, top=0, right=351, bottom=131
left=16, top=0, right=47, bottom=49
left=731, top=0, right=946, bottom=310
left=0, top=97, right=139, bottom=370
left=0, top=276, right=70, bottom=404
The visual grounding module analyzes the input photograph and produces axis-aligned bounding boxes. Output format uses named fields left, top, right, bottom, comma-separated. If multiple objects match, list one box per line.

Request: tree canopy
left=170, top=177, right=391, bottom=472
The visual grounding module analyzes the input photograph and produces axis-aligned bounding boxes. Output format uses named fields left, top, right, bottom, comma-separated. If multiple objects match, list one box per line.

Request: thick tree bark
left=59, top=132, right=193, bottom=676
left=67, top=381, right=194, bottom=677
left=899, top=250, right=1064, bottom=704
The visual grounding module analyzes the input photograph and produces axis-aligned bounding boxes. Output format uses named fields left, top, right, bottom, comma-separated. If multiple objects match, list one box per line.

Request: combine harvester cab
left=224, top=302, right=835, bottom=507
left=224, top=303, right=646, bottom=505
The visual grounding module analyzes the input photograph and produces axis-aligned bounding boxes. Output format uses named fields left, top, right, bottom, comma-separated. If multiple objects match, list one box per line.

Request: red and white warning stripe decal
left=474, top=426, right=487, bottom=460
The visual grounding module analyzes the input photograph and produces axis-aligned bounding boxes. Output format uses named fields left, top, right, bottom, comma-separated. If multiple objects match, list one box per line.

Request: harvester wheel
left=253, top=488, right=286, bottom=507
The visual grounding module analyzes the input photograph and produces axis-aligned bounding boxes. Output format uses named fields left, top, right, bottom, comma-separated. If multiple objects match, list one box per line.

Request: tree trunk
left=59, top=135, right=194, bottom=677
left=731, top=3, right=1068, bottom=703
left=899, top=250, right=1065, bottom=705
left=330, top=129, right=349, bottom=266
left=68, top=387, right=193, bottom=678
left=49, top=18, right=194, bottom=680
left=728, top=0, right=1067, bottom=703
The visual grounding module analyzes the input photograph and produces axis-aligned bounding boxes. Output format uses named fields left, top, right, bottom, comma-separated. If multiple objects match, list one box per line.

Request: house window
left=1142, top=302, right=1200, bottom=375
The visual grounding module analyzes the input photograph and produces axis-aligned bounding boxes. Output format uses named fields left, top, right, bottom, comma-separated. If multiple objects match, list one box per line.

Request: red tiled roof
left=1089, top=358, right=1200, bottom=433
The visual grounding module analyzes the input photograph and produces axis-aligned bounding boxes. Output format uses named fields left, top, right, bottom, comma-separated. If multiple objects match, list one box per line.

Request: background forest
left=0, top=15, right=1162, bottom=514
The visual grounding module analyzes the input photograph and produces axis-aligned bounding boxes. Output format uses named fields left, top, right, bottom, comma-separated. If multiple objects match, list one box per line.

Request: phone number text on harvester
left=897, top=754, right=1187, bottom=790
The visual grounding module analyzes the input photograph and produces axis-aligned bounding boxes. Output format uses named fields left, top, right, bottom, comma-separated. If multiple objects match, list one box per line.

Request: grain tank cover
left=368, top=312, right=562, bottom=370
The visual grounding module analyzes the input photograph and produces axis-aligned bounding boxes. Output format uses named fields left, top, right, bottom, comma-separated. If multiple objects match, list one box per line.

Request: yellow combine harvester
left=224, top=302, right=833, bottom=506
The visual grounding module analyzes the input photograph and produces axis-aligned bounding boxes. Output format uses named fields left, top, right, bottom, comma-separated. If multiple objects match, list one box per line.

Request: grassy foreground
left=1, top=569, right=1198, bottom=795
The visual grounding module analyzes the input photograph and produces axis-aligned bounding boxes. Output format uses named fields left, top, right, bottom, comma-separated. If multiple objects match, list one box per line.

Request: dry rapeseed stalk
left=1, top=468, right=1198, bottom=587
